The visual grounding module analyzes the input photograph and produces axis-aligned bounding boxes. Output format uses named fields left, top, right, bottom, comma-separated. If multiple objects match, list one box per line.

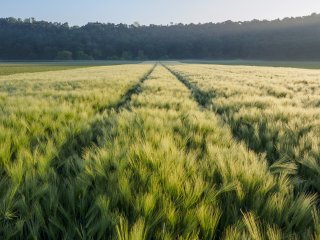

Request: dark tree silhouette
left=0, top=14, right=320, bottom=60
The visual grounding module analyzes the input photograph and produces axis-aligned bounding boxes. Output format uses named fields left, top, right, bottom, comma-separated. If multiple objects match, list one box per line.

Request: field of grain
left=0, top=63, right=319, bottom=239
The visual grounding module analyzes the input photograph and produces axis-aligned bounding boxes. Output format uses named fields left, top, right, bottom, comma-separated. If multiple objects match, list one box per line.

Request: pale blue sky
left=1, top=0, right=320, bottom=26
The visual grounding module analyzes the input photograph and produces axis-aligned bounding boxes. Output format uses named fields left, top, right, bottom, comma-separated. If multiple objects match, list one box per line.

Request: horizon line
left=1, top=12, right=319, bottom=27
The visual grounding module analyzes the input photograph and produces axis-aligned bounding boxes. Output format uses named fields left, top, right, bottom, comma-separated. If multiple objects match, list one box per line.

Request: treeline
left=1, top=14, right=320, bottom=60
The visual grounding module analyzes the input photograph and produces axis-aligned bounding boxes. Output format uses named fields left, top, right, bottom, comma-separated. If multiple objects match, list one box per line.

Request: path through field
left=0, top=63, right=318, bottom=239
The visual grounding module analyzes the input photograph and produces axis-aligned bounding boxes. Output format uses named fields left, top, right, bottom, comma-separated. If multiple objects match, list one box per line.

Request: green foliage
left=0, top=63, right=318, bottom=239
left=56, top=51, right=73, bottom=60
left=0, top=64, right=153, bottom=238
left=76, top=51, right=93, bottom=60
left=167, top=63, right=320, bottom=194
left=4, top=14, right=320, bottom=60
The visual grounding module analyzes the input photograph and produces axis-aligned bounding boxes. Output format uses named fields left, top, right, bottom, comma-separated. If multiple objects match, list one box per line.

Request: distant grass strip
left=0, top=64, right=89, bottom=76
left=181, top=60, right=320, bottom=69
left=0, top=61, right=144, bottom=76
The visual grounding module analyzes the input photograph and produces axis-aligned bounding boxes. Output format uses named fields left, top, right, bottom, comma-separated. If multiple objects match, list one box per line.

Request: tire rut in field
left=163, top=65, right=318, bottom=193
left=52, top=64, right=157, bottom=177
left=163, top=64, right=214, bottom=109
left=163, top=64, right=272, bottom=160
left=109, top=63, right=157, bottom=112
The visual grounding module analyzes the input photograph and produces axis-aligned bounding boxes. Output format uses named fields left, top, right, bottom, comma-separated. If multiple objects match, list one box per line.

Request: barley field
left=0, top=62, right=319, bottom=239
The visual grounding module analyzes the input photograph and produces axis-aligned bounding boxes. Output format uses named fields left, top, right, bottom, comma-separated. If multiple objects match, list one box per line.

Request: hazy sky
left=1, top=0, right=320, bottom=26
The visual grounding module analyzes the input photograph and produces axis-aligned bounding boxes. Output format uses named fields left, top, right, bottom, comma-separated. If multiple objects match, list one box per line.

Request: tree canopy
left=1, top=14, right=320, bottom=60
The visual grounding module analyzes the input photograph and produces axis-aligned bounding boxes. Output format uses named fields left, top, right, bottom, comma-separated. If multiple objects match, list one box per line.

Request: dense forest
left=1, top=13, right=320, bottom=60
